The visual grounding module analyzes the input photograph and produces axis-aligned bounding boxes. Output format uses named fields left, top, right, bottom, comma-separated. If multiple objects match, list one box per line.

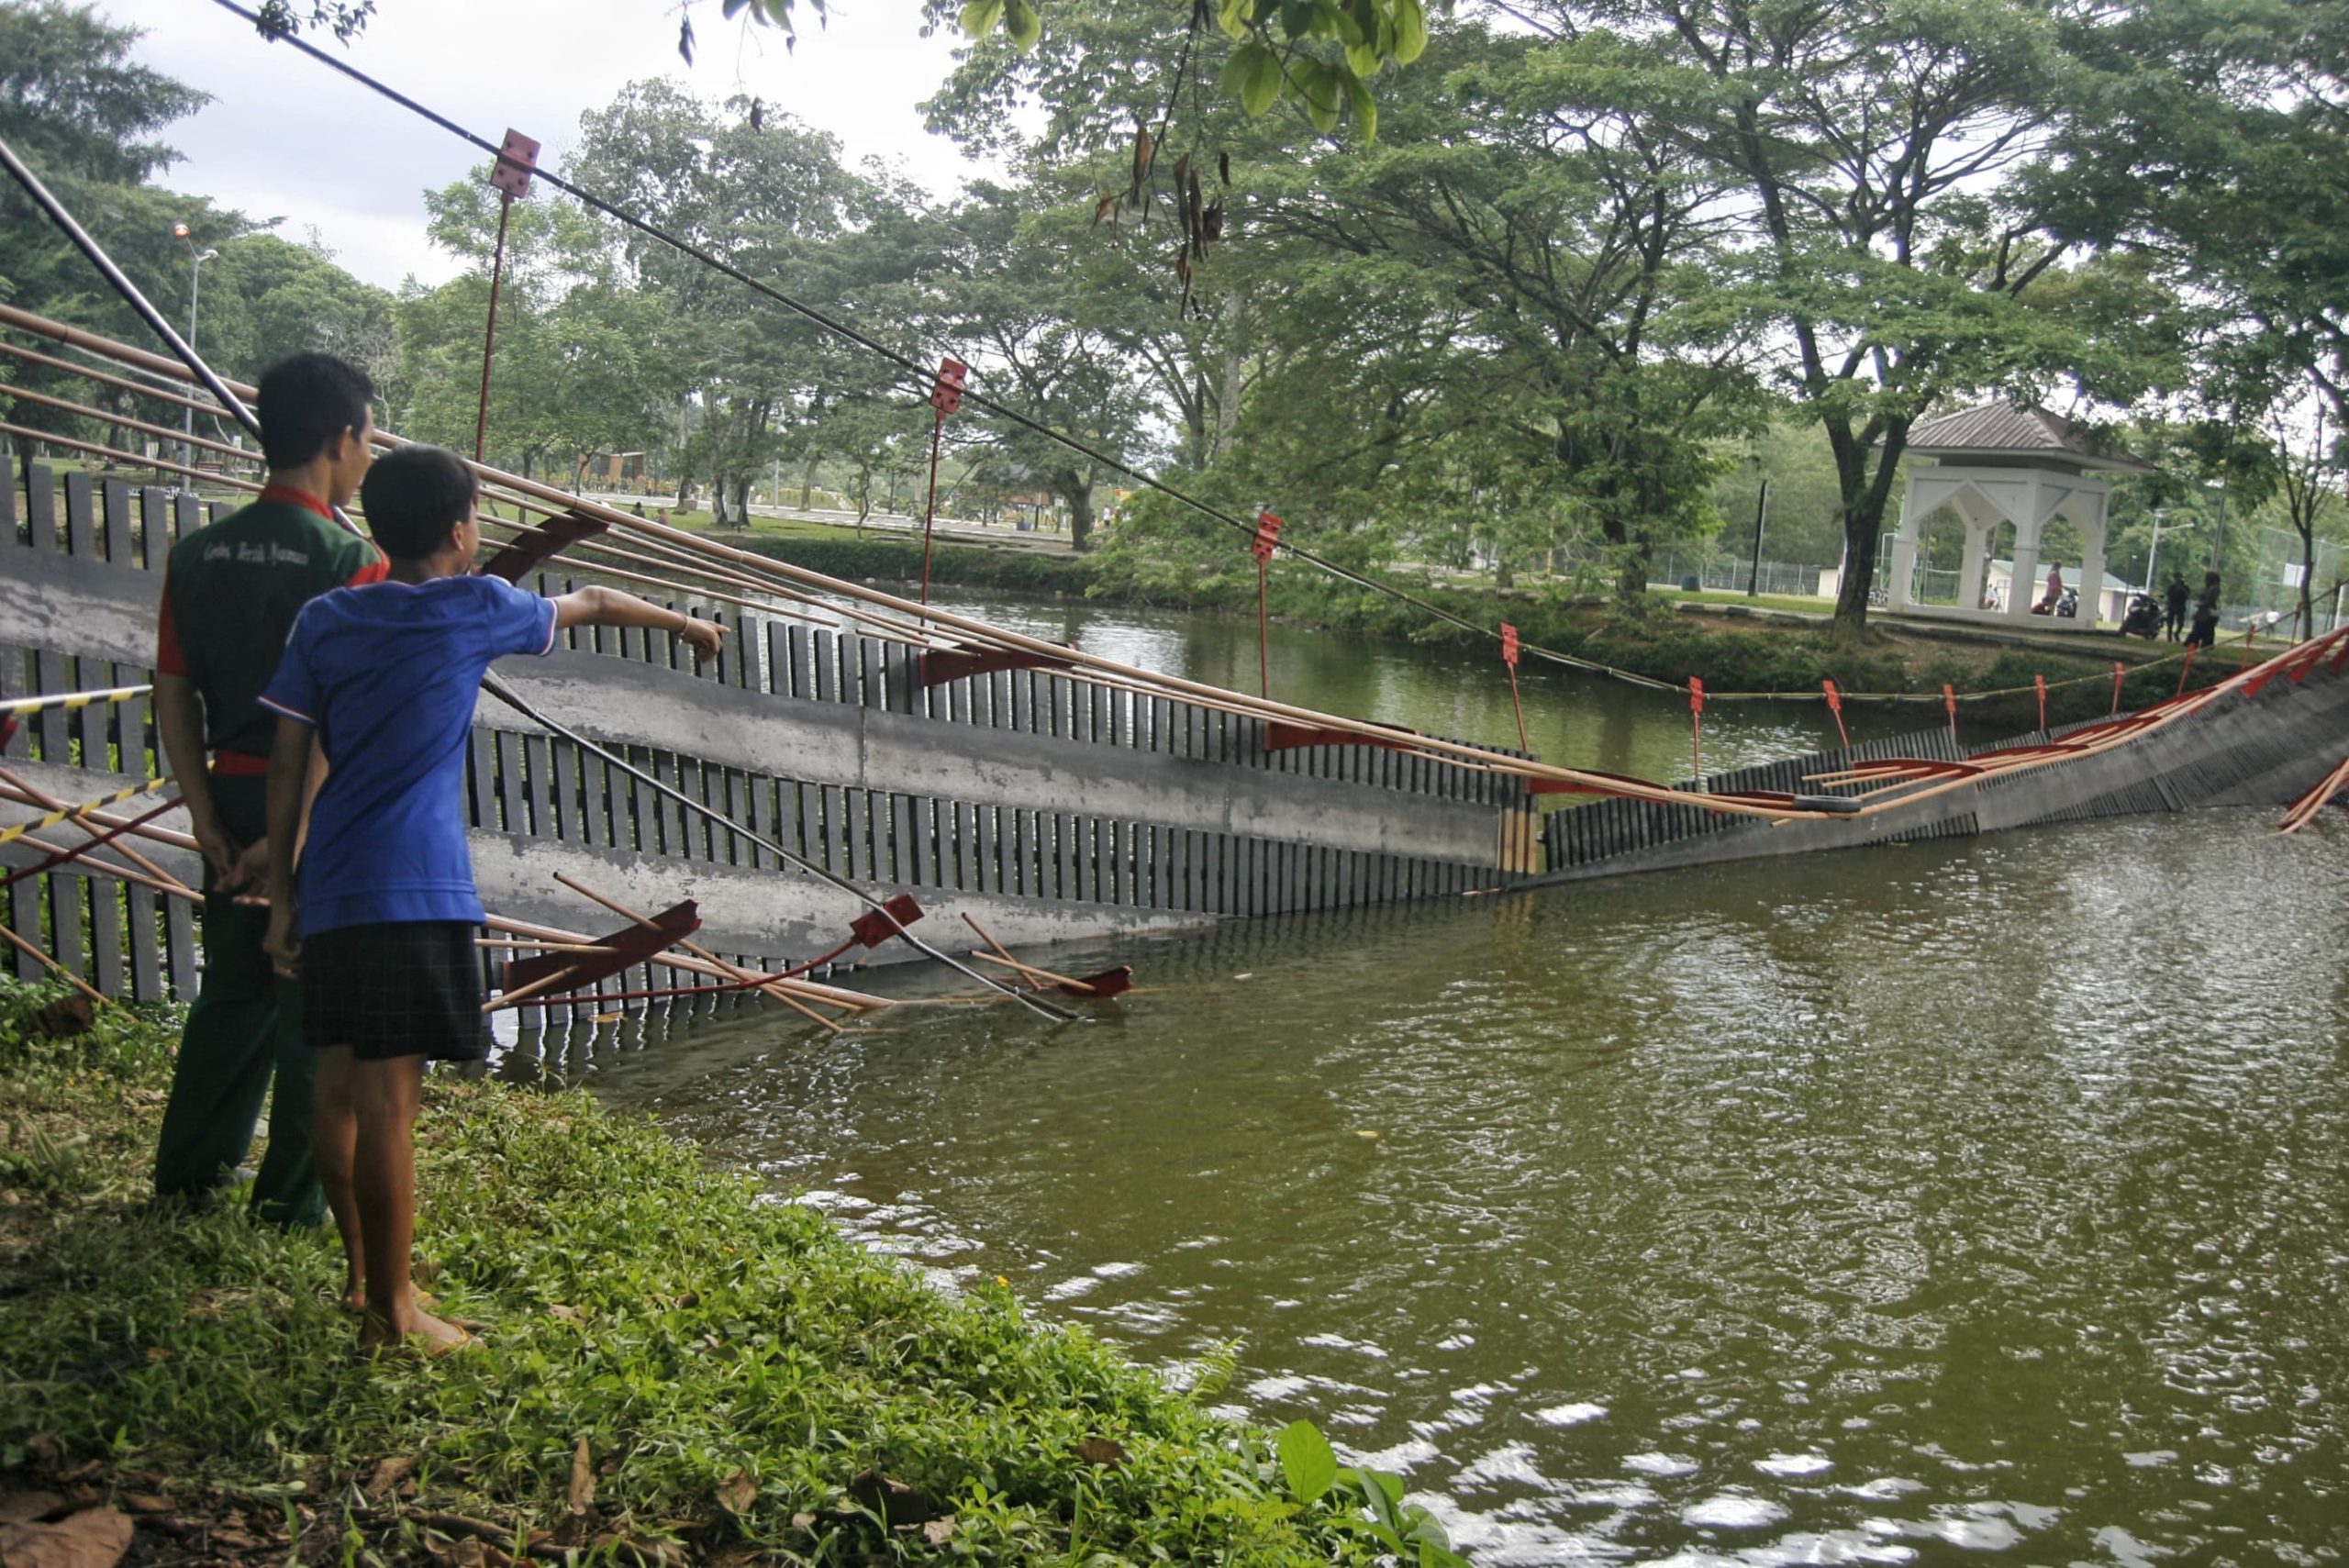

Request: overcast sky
left=114, top=0, right=997, bottom=291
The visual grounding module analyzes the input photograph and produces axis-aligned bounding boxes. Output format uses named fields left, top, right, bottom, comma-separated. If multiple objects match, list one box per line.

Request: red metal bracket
left=1063, top=964, right=1133, bottom=998
left=930, top=358, right=969, bottom=417
left=1263, top=721, right=1419, bottom=753
left=489, top=128, right=540, bottom=198
left=848, top=893, right=924, bottom=949
left=479, top=508, right=612, bottom=582
left=502, top=898, right=699, bottom=994
left=1526, top=767, right=1656, bottom=799
left=918, top=644, right=1075, bottom=687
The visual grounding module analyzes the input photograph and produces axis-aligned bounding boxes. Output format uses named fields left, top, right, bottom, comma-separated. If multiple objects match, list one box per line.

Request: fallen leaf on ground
left=567, top=1438, right=595, bottom=1517
left=715, top=1473, right=756, bottom=1515
left=548, top=1304, right=584, bottom=1324
left=365, top=1456, right=418, bottom=1497
left=923, top=1517, right=958, bottom=1545
left=114, top=1494, right=171, bottom=1515
left=847, top=1471, right=941, bottom=1525
left=0, top=1504, right=134, bottom=1568
left=1074, top=1438, right=1127, bottom=1467
left=0, top=1492, right=66, bottom=1526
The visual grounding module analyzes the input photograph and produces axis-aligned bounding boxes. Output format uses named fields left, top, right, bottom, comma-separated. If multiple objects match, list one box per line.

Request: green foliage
left=1, top=983, right=1386, bottom=1568
left=744, top=534, right=1101, bottom=595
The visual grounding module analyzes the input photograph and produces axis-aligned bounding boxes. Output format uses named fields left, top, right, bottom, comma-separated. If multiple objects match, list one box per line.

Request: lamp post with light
left=171, top=224, right=217, bottom=473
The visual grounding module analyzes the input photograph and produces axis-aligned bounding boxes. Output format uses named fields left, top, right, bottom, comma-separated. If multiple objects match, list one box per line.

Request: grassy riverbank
left=741, top=533, right=2240, bottom=735
left=0, top=985, right=1388, bottom=1568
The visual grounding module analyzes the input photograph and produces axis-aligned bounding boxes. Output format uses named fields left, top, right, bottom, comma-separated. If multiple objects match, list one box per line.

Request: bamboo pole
left=548, top=872, right=847, bottom=1033
left=0, top=763, right=187, bottom=890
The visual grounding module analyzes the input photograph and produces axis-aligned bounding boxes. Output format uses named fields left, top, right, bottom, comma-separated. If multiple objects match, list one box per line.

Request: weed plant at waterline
left=0, top=980, right=1456, bottom=1566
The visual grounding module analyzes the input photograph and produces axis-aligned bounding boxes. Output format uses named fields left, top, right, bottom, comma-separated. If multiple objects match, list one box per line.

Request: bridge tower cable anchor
left=474, top=129, right=540, bottom=462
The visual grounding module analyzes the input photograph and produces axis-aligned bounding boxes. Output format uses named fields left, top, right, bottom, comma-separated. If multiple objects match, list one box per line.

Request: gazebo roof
left=1906, top=403, right=2158, bottom=474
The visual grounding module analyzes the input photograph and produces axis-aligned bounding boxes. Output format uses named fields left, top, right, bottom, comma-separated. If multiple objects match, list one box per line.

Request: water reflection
left=911, top=588, right=1904, bottom=780
left=518, top=594, right=2349, bottom=1562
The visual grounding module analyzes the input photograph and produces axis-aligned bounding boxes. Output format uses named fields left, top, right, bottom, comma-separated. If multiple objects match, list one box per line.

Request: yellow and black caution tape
left=0, top=776, right=172, bottom=849
left=2, top=684, right=153, bottom=718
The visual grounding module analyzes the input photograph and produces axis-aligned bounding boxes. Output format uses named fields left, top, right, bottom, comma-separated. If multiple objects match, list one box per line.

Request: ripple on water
left=1681, top=1493, right=1790, bottom=1529
left=1533, top=1402, right=1609, bottom=1428
left=577, top=810, right=2349, bottom=1564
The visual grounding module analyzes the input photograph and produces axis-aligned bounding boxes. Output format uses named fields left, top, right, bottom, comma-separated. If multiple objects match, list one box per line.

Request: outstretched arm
left=550, top=585, right=724, bottom=663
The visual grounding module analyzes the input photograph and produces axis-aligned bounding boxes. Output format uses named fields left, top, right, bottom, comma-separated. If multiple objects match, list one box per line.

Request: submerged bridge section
left=6, top=459, right=2345, bottom=1023
left=0, top=462, right=1528, bottom=1020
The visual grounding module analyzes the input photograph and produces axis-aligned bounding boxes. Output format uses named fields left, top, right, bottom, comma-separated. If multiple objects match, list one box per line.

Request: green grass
left=1653, top=589, right=1837, bottom=616
left=0, top=985, right=1381, bottom=1566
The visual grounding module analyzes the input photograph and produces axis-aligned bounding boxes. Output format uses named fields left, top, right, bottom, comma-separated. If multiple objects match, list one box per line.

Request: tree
left=1254, top=21, right=1760, bottom=601
left=567, top=83, right=877, bottom=526
left=2269, top=392, right=2345, bottom=638
left=391, top=168, right=681, bottom=482
left=2045, top=0, right=2349, bottom=471
left=1526, top=0, right=2182, bottom=637
left=0, top=2, right=214, bottom=346
left=928, top=180, right=1160, bottom=550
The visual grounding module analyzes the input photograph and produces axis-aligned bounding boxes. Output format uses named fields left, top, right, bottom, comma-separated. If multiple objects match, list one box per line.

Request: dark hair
left=255, top=353, right=373, bottom=470
left=360, top=445, right=477, bottom=559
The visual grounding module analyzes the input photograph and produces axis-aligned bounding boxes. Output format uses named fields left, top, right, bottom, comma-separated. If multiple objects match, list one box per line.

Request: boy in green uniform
left=151, top=353, right=386, bottom=1225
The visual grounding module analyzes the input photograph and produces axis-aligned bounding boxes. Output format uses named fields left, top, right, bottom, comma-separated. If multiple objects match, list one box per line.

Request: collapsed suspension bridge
left=3, top=67, right=2348, bottom=1027
left=6, top=303, right=2349, bottom=1028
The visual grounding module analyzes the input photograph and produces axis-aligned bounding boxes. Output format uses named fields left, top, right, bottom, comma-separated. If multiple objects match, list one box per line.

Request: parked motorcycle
left=2120, top=592, right=2163, bottom=639
left=2054, top=586, right=2078, bottom=619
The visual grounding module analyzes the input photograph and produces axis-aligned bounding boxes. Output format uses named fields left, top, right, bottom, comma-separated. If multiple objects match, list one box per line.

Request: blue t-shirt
left=261, top=574, right=557, bottom=937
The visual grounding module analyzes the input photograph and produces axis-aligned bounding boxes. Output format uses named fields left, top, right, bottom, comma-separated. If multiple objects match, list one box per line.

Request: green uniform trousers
left=150, top=773, right=324, bottom=1226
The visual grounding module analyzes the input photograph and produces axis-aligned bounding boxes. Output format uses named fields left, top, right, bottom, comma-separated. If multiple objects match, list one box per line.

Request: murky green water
left=551, top=594, right=2349, bottom=1564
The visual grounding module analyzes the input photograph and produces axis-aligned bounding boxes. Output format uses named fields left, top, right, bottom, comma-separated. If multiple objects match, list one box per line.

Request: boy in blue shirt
left=260, top=445, right=722, bottom=1354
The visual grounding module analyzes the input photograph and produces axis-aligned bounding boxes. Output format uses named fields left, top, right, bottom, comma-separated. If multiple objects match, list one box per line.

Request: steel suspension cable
left=202, top=0, right=1688, bottom=694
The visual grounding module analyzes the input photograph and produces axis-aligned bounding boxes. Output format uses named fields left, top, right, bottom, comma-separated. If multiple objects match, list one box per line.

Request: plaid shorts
left=301, top=921, right=488, bottom=1062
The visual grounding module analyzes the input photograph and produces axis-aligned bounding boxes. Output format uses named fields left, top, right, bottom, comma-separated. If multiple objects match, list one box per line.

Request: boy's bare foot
left=342, top=1284, right=439, bottom=1315
left=356, top=1307, right=476, bottom=1357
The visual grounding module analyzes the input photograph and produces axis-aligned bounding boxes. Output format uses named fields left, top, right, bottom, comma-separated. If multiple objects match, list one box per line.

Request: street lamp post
left=171, top=224, right=217, bottom=475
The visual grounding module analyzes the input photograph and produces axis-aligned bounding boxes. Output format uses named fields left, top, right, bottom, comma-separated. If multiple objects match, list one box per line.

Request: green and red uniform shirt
left=155, top=485, right=386, bottom=773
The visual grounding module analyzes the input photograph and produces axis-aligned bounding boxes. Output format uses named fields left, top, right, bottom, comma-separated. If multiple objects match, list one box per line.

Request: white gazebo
left=1885, top=403, right=2157, bottom=630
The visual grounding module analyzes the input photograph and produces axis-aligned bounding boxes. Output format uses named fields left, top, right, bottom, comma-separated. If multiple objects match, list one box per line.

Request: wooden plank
left=7, top=874, right=41, bottom=981
left=166, top=887, right=198, bottom=997
left=32, top=648, right=71, bottom=760
left=126, top=884, right=162, bottom=1001
left=99, top=477, right=132, bottom=563
left=950, top=799, right=973, bottom=891
left=813, top=628, right=838, bottom=704
left=656, top=750, right=690, bottom=858
left=742, top=771, right=769, bottom=872
left=49, top=875, right=85, bottom=982
left=549, top=736, right=582, bottom=843
left=22, top=462, right=57, bottom=551
left=113, top=658, right=150, bottom=778
left=496, top=730, right=529, bottom=839
left=138, top=486, right=171, bottom=573
left=856, top=637, right=883, bottom=710
left=466, top=728, right=497, bottom=830
left=1057, top=809, right=1079, bottom=902
left=172, top=489, right=203, bottom=544
left=0, top=454, right=17, bottom=542
left=893, top=793, right=919, bottom=885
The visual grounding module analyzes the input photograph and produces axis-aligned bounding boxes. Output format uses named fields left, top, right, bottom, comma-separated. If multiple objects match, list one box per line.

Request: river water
left=563, top=591, right=2349, bottom=1564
